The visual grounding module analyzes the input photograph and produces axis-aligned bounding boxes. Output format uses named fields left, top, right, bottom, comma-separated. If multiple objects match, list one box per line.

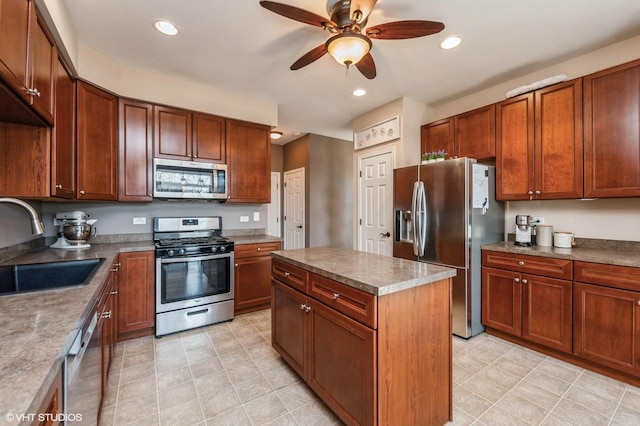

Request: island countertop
left=271, top=246, right=457, bottom=296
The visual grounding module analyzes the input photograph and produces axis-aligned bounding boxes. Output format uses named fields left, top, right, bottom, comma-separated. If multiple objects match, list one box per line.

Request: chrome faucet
left=0, top=197, right=45, bottom=234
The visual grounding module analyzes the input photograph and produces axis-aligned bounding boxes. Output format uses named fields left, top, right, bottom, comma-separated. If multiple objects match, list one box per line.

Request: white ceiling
left=61, top=0, right=640, bottom=144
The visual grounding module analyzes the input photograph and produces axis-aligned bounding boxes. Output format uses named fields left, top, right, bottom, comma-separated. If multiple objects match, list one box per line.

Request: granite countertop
left=271, top=247, right=457, bottom=296
left=228, top=234, right=283, bottom=245
left=482, top=241, right=640, bottom=268
left=0, top=241, right=154, bottom=426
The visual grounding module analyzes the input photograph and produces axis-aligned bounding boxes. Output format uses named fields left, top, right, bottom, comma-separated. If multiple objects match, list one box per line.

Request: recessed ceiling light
left=440, top=36, right=461, bottom=50
left=352, top=89, right=366, bottom=96
left=270, top=131, right=283, bottom=140
left=154, top=20, right=179, bottom=36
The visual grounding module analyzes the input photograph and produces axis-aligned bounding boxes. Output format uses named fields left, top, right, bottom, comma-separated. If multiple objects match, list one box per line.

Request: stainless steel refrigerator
left=393, top=157, right=504, bottom=338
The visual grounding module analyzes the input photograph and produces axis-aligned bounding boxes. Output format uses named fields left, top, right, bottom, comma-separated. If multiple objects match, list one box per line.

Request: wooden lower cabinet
left=482, top=252, right=573, bottom=353
left=573, top=261, right=640, bottom=376
left=234, top=242, right=281, bottom=315
left=117, top=251, right=155, bottom=341
left=272, top=259, right=451, bottom=426
left=32, top=367, right=62, bottom=426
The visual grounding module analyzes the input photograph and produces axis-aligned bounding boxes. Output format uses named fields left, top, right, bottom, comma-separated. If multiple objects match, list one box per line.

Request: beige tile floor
left=101, top=309, right=640, bottom=425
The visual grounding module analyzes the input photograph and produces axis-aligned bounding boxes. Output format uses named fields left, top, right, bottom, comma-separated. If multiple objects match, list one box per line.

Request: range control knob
left=219, top=245, right=227, bottom=252
left=210, top=246, right=218, bottom=253
left=166, top=249, right=175, bottom=257
left=178, top=248, right=186, bottom=256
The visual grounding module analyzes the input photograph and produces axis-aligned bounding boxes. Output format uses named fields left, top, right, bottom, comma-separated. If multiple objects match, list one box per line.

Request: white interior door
left=358, top=149, right=394, bottom=256
left=267, top=172, right=281, bottom=237
left=284, top=168, right=305, bottom=249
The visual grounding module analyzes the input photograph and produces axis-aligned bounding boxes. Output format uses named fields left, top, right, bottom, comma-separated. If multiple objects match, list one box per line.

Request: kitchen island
left=270, top=247, right=456, bottom=426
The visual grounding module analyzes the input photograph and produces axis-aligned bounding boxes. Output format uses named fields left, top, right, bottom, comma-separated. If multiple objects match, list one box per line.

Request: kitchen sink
left=0, top=258, right=104, bottom=296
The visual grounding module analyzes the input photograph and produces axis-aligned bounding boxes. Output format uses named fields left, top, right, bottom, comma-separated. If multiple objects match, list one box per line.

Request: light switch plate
left=240, top=216, right=249, bottom=223
left=133, top=217, right=146, bottom=225
left=253, top=212, right=260, bottom=221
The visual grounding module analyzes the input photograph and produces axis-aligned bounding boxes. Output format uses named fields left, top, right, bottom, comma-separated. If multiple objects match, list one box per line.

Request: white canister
left=536, top=225, right=553, bottom=247
left=553, top=232, right=574, bottom=248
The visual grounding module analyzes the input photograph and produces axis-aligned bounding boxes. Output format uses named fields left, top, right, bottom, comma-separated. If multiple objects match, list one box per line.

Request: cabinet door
left=0, top=0, right=30, bottom=97
left=27, top=8, right=55, bottom=124
left=226, top=119, right=271, bottom=203
left=308, top=300, right=375, bottom=426
left=574, top=282, right=640, bottom=375
left=481, top=266, right=522, bottom=336
left=76, top=81, right=118, bottom=200
left=52, top=56, right=75, bottom=198
left=117, top=251, right=155, bottom=340
left=522, top=274, right=572, bottom=353
left=235, top=254, right=273, bottom=314
left=193, top=112, right=226, bottom=163
left=272, top=279, right=307, bottom=377
left=584, top=59, right=640, bottom=197
left=421, top=118, right=454, bottom=159
left=534, top=78, right=583, bottom=199
left=118, top=99, right=153, bottom=201
left=496, top=93, right=534, bottom=200
left=454, top=104, right=495, bottom=160
left=154, top=105, right=192, bottom=160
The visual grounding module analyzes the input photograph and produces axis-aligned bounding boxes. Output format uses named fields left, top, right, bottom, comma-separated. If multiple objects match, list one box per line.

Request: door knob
left=380, top=232, right=391, bottom=238
left=296, top=225, right=303, bottom=229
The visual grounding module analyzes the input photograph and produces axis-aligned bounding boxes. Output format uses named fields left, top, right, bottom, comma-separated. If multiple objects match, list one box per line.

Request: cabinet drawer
left=272, top=259, right=307, bottom=293
left=309, top=273, right=377, bottom=329
left=574, top=261, right=640, bottom=292
left=482, top=251, right=572, bottom=280
left=235, top=242, right=281, bottom=258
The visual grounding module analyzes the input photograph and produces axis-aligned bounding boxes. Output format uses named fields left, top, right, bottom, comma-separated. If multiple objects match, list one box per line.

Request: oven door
left=156, top=252, right=234, bottom=313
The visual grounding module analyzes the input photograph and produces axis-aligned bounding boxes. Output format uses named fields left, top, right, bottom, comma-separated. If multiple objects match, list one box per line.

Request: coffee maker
left=515, top=215, right=533, bottom=247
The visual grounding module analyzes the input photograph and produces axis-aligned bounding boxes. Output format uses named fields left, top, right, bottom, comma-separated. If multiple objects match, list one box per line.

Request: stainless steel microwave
left=153, top=158, right=227, bottom=200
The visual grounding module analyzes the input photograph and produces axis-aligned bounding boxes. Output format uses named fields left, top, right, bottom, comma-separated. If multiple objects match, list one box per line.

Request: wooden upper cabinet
left=154, top=105, right=192, bottom=160
left=0, top=0, right=55, bottom=125
left=193, top=112, right=226, bottom=163
left=76, top=81, right=118, bottom=200
left=454, top=104, right=496, bottom=160
left=51, top=56, right=75, bottom=199
left=226, top=119, right=271, bottom=203
left=496, top=78, right=583, bottom=201
left=584, top=59, right=640, bottom=198
left=0, top=0, right=31, bottom=100
left=119, top=99, right=153, bottom=201
left=496, top=93, right=534, bottom=200
left=28, top=7, right=56, bottom=124
left=421, top=118, right=454, bottom=159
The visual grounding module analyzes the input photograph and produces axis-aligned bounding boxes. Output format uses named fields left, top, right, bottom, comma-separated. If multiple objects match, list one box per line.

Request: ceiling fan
left=260, top=0, right=445, bottom=79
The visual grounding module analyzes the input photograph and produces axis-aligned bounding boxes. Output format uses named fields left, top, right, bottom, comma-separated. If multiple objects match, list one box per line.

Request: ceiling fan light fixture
left=352, top=88, right=366, bottom=96
left=154, top=20, right=179, bottom=36
left=270, top=131, right=283, bottom=140
left=326, top=32, right=372, bottom=67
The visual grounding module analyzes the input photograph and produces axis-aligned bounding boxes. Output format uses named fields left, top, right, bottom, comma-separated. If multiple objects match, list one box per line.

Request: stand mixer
left=50, top=211, right=98, bottom=249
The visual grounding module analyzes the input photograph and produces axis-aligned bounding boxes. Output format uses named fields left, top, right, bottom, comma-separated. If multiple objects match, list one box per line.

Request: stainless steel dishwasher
left=64, top=306, right=101, bottom=424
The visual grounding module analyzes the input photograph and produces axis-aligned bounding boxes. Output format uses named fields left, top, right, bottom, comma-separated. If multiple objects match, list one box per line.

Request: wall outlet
left=133, top=217, right=146, bottom=225
left=531, top=217, right=545, bottom=225
left=240, top=215, right=249, bottom=223
left=253, top=212, right=260, bottom=221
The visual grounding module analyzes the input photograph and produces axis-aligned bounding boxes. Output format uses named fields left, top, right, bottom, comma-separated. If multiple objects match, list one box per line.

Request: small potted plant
left=421, top=152, right=431, bottom=164
left=436, top=149, right=447, bottom=161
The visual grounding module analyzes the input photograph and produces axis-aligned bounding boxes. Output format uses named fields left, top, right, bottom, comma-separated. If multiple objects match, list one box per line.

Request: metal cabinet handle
left=79, top=190, right=85, bottom=195
left=55, top=184, right=62, bottom=189
left=110, top=291, right=118, bottom=295
left=257, top=247, right=261, bottom=251
left=111, top=268, right=118, bottom=272
left=521, top=279, right=528, bottom=284
left=514, top=278, right=520, bottom=283
left=637, top=300, right=640, bottom=306
left=101, top=311, right=112, bottom=319
left=304, top=305, right=311, bottom=312
left=535, top=190, right=541, bottom=195
left=518, top=261, right=525, bottom=266
left=527, top=191, right=533, bottom=195
left=300, top=303, right=306, bottom=310
left=332, top=293, right=339, bottom=300
left=235, top=263, right=238, bottom=267
left=284, top=272, right=290, bottom=278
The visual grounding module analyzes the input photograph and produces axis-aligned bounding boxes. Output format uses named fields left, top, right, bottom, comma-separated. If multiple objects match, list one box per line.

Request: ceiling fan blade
left=290, top=44, right=328, bottom=70
left=350, top=0, right=378, bottom=23
left=355, top=52, right=376, bottom=79
left=366, top=20, right=445, bottom=40
left=260, top=1, right=336, bottom=29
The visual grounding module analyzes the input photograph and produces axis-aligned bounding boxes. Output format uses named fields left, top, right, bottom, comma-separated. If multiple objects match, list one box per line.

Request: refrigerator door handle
left=411, top=181, right=420, bottom=256
left=417, top=181, right=427, bottom=257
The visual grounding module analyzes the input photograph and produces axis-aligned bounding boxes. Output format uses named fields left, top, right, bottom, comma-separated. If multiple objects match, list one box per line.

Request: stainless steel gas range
left=154, top=216, right=234, bottom=336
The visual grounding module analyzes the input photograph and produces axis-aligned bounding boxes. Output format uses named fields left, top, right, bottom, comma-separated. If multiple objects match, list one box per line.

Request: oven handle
left=158, top=252, right=233, bottom=264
